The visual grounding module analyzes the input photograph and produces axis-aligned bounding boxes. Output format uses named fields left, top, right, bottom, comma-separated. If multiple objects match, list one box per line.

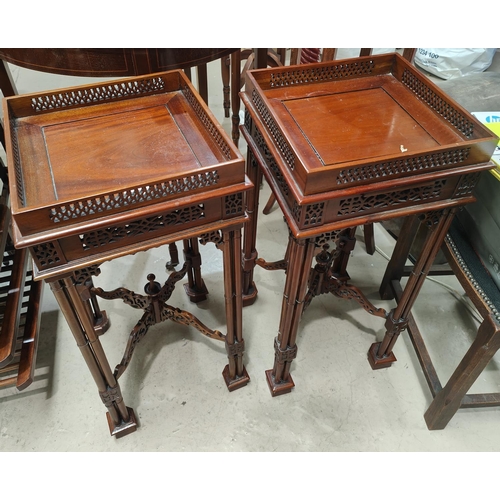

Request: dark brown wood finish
left=0, top=48, right=236, bottom=78
left=240, top=52, right=497, bottom=404
left=4, top=69, right=251, bottom=437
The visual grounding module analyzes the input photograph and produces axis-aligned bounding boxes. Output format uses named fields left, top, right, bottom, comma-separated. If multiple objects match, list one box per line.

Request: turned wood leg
left=242, top=149, right=263, bottom=306
left=266, top=235, right=316, bottom=396
left=183, top=237, right=208, bottom=303
left=49, top=275, right=137, bottom=438
left=424, top=314, right=500, bottom=430
left=369, top=208, right=456, bottom=369
left=221, top=56, right=230, bottom=118
left=230, top=50, right=241, bottom=146
left=221, top=226, right=250, bottom=391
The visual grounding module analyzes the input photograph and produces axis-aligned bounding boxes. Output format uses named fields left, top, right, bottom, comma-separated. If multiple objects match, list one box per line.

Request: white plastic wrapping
left=414, top=48, right=497, bottom=79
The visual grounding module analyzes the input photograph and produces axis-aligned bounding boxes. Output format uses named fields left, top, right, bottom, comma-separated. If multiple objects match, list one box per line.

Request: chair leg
left=196, top=64, right=208, bottom=104
left=230, top=51, right=241, bottom=145
left=221, top=56, right=230, bottom=118
left=424, top=314, right=500, bottom=430
left=379, top=214, right=421, bottom=300
left=263, top=192, right=276, bottom=215
left=363, top=223, right=375, bottom=255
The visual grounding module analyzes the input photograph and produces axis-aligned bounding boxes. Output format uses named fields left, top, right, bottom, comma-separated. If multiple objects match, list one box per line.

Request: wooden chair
left=0, top=48, right=241, bottom=389
left=382, top=209, right=500, bottom=429
left=424, top=216, right=500, bottom=429
left=379, top=66, right=500, bottom=428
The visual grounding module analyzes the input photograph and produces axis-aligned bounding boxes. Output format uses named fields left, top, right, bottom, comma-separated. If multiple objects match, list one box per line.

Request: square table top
left=3, top=70, right=246, bottom=244
left=243, top=53, right=498, bottom=198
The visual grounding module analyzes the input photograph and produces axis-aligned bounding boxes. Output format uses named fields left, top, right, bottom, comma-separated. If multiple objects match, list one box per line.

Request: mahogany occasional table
left=3, top=70, right=251, bottom=437
left=240, top=53, right=497, bottom=398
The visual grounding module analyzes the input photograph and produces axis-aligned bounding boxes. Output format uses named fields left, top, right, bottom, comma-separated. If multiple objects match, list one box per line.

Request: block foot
left=183, top=282, right=209, bottom=303
left=242, top=282, right=258, bottom=307
left=223, top=365, right=250, bottom=391
left=106, top=407, right=138, bottom=438
left=94, top=310, right=110, bottom=336
left=367, top=342, right=397, bottom=370
left=265, top=369, right=295, bottom=396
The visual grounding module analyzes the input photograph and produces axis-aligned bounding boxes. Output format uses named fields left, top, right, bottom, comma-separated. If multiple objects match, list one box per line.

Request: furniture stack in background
left=0, top=157, right=44, bottom=390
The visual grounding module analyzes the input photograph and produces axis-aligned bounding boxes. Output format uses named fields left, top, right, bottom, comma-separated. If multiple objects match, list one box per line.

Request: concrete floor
left=1, top=51, right=500, bottom=454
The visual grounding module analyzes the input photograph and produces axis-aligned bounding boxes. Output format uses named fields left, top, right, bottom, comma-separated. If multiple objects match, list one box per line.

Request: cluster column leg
left=242, top=149, right=263, bottom=306
left=49, top=274, right=137, bottom=438
left=266, top=235, right=316, bottom=396
left=221, top=226, right=250, bottom=391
